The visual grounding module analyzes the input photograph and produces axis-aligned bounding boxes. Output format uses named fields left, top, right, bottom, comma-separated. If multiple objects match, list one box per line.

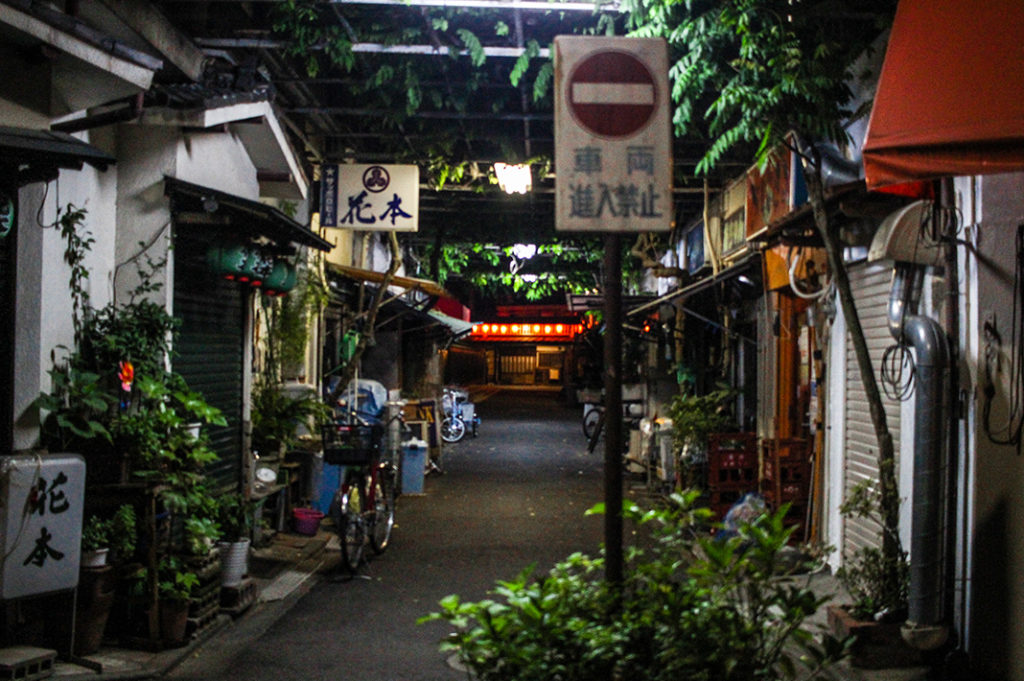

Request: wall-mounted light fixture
left=493, top=163, right=532, bottom=194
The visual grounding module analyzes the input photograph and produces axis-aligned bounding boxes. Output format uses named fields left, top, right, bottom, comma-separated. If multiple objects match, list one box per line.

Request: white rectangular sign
left=320, top=163, right=419, bottom=232
left=0, top=454, right=85, bottom=598
left=554, top=37, right=673, bottom=233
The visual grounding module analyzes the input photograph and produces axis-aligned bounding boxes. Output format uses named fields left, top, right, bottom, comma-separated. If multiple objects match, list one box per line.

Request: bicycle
left=440, top=387, right=480, bottom=443
left=322, top=417, right=398, bottom=574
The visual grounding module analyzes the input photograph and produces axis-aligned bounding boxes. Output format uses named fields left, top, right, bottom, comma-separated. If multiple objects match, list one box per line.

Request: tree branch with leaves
left=621, top=0, right=900, bottom=559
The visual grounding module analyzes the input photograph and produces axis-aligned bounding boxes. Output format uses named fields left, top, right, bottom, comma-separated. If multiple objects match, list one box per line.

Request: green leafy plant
left=836, top=474, right=909, bottom=621
left=183, top=516, right=222, bottom=556
left=251, top=382, right=331, bottom=456
left=156, top=556, right=199, bottom=602
left=215, top=493, right=255, bottom=543
left=424, top=492, right=851, bottom=681
left=118, top=374, right=225, bottom=512
left=81, top=515, right=110, bottom=552
left=37, top=364, right=116, bottom=451
left=667, top=386, right=736, bottom=453
left=81, top=504, right=138, bottom=560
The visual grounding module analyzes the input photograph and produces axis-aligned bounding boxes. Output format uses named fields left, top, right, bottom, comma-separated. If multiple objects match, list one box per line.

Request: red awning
left=862, top=0, right=1024, bottom=189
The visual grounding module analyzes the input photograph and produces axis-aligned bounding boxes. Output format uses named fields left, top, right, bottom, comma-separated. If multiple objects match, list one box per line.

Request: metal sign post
left=602, top=235, right=624, bottom=585
left=554, top=36, right=671, bottom=585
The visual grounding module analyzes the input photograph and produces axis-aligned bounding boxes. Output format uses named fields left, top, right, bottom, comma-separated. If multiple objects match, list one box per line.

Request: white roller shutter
left=843, top=262, right=901, bottom=554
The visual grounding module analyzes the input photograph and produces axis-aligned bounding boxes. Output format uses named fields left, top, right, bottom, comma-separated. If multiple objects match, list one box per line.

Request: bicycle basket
left=322, top=423, right=383, bottom=465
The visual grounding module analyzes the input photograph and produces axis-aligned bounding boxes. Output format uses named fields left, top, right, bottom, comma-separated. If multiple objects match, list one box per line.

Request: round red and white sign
left=567, top=50, right=658, bottom=139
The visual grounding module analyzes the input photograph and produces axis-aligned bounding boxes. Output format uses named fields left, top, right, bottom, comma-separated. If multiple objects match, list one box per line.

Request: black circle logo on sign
left=362, top=166, right=391, bottom=193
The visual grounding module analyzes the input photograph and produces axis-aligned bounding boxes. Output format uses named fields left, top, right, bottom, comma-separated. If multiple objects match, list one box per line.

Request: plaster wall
left=114, top=124, right=259, bottom=307
left=0, top=99, right=49, bottom=128
left=965, top=172, right=1024, bottom=681
left=12, top=127, right=118, bottom=451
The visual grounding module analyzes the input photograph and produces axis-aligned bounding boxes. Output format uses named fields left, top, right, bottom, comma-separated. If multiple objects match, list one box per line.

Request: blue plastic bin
left=401, top=440, right=427, bottom=495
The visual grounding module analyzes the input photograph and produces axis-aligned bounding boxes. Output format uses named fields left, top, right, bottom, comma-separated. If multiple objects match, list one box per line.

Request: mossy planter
left=827, top=605, right=923, bottom=669
left=159, top=599, right=191, bottom=648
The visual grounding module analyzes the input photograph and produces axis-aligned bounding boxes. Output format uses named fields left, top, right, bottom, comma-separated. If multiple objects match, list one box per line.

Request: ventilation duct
left=869, top=200, right=943, bottom=267
left=888, top=263, right=950, bottom=651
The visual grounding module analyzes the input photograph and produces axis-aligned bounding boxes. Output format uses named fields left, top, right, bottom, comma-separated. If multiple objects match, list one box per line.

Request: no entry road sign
left=555, top=37, right=672, bottom=233
left=568, top=50, right=658, bottom=139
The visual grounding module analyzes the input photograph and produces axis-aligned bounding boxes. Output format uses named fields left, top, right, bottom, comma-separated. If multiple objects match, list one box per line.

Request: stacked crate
left=761, top=438, right=812, bottom=541
left=706, top=433, right=759, bottom=520
left=186, top=550, right=223, bottom=638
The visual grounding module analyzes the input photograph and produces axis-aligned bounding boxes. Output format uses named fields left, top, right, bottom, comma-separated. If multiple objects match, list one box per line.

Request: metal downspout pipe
left=888, top=263, right=950, bottom=650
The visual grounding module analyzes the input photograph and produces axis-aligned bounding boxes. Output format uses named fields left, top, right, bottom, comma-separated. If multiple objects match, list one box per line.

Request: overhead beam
left=196, top=38, right=550, bottom=58
left=96, top=0, right=206, bottom=80
left=173, top=0, right=619, bottom=9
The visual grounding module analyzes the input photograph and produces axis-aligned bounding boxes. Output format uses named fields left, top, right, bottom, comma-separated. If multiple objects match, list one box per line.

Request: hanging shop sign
left=554, top=36, right=672, bottom=233
left=470, top=322, right=582, bottom=341
left=0, top=191, right=13, bottom=240
left=319, top=163, right=419, bottom=232
left=207, top=245, right=298, bottom=296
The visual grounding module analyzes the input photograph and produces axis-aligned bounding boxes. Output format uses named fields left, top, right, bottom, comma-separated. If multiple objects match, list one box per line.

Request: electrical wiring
left=880, top=343, right=915, bottom=401
left=982, top=223, right=1024, bottom=448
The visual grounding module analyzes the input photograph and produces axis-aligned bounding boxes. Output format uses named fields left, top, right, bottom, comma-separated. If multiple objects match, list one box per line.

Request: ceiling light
left=512, top=243, right=537, bottom=260
left=494, top=163, right=532, bottom=194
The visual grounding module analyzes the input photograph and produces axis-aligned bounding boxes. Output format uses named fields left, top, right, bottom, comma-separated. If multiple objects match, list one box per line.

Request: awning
left=164, top=176, right=332, bottom=252
left=0, top=126, right=115, bottom=186
left=626, top=253, right=761, bottom=318
left=428, top=310, right=475, bottom=338
left=327, top=263, right=448, bottom=299
left=862, top=0, right=1024, bottom=189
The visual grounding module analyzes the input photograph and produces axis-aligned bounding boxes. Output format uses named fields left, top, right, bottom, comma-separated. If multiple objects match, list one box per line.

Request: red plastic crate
left=709, top=449, right=759, bottom=488
left=762, top=459, right=812, bottom=483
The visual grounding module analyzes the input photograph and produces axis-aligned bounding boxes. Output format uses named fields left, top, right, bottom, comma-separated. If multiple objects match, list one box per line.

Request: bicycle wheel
left=337, top=482, right=366, bottom=573
left=369, top=466, right=396, bottom=554
left=440, top=416, right=466, bottom=443
left=586, top=409, right=605, bottom=454
left=582, top=407, right=602, bottom=440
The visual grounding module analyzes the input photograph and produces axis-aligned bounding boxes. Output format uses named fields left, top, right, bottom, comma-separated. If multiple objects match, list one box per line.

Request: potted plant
left=155, top=556, right=199, bottom=647
left=251, top=380, right=331, bottom=459
left=667, top=386, right=736, bottom=488
left=827, top=477, right=919, bottom=669
left=216, top=493, right=254, bottom=587
left=75, top=504, right=136, bottom=655
left=81, top=515, right=111, bottom=568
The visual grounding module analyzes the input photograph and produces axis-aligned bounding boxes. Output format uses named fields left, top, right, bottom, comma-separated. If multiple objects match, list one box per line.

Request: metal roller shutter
left=173, top=234, right=246, bottom=489
left=843, top=262, right=901, bottom=554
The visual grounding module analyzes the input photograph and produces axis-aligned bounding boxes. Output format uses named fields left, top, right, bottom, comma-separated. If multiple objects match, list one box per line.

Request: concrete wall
left=965, top=172, right=1024, bottom=681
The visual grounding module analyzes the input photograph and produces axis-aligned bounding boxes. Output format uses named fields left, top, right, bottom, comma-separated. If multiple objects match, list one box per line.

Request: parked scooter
left=440, top=386, right=480, bottom=443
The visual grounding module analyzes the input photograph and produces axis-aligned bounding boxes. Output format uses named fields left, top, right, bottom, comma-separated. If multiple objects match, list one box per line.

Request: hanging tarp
left=863, top=0, right=1024, bottom=189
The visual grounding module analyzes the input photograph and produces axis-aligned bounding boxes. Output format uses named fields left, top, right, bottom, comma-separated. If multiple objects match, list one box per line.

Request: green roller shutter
left=173, top=233, right=247, bottom=489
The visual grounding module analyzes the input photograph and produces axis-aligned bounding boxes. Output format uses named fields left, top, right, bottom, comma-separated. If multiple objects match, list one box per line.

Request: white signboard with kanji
left=554, top=37, right=672, bottom=233
left=0, top=454, right=85, bottom=599
left=320, top=163, right=419, bottom=232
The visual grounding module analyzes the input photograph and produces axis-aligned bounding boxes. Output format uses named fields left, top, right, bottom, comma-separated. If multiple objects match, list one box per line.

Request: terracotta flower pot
left=827, top=604, right=923, bottom=669
left=159, top=599, right=191, bottom=647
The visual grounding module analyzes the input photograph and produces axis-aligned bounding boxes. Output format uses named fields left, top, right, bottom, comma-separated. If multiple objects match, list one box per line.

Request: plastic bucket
left=293, top=508, right=324, bottom=536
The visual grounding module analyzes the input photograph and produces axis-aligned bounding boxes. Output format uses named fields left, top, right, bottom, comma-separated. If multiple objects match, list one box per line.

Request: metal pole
left=603, top=233, right=623, bottom=585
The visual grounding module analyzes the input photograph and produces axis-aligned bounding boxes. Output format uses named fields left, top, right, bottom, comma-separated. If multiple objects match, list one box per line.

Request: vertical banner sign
left=319, top=163, right=419, bottom=232
left=0, top=455, right=86, bottom=598
left=554, top=37, right=672, bottom=233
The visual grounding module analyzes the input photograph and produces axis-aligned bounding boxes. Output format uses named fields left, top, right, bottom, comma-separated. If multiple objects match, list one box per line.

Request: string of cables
left=982, top=223, right=1024, bottom=448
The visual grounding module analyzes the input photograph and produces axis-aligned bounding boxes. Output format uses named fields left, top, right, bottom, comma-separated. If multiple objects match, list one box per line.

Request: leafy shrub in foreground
left=423, top=492, right=851, bottom=681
